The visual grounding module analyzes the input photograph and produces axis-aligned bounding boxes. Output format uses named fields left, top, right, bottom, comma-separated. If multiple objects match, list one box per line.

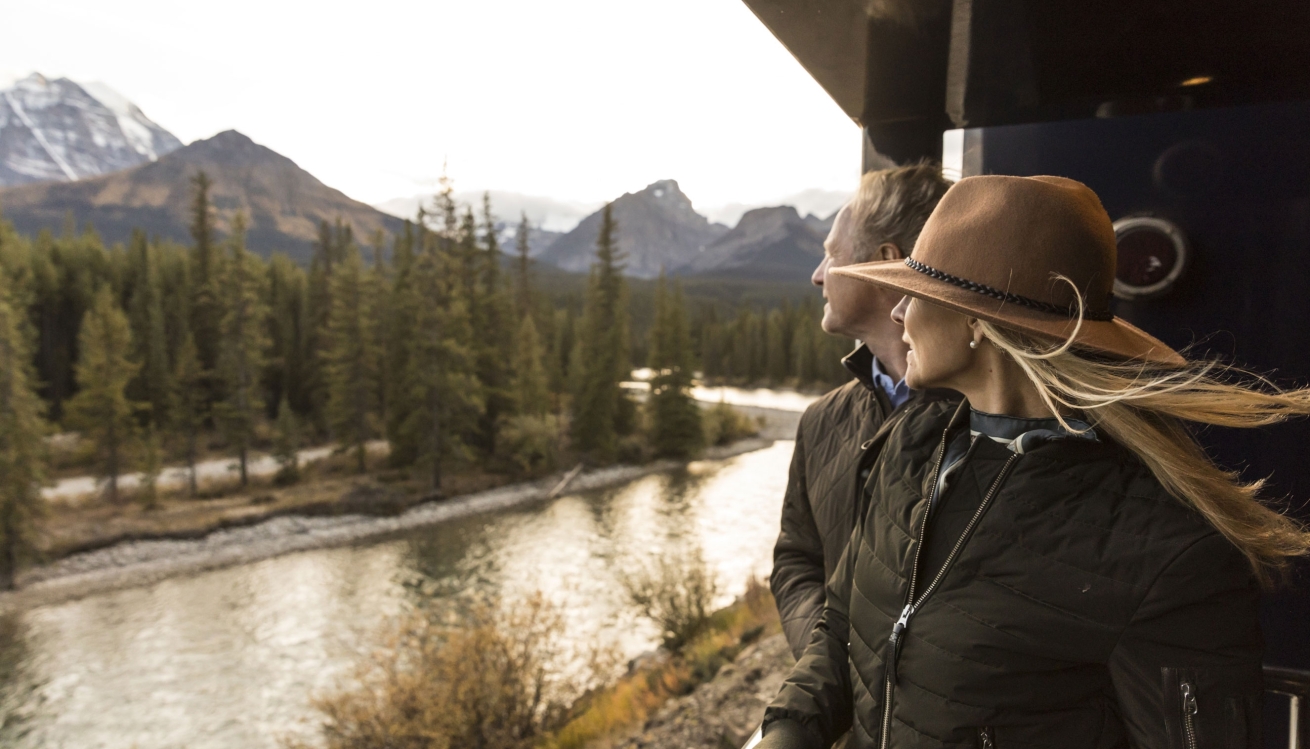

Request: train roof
left=743, top=0, right=1310, bottom=162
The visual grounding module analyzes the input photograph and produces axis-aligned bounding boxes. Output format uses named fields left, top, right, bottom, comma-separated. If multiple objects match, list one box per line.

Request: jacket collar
left=841, top=343, right=878, bottom=392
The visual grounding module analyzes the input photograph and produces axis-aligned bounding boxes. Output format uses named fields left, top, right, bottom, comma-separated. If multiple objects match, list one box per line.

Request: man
left=771, top=163, right=951, bottom=659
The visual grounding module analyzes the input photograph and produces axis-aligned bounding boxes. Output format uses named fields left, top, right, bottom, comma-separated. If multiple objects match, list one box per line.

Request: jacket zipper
left=978, top=726, right=996, bottom=749
left=1179, top=680, right=1198, bottom=749
left=877, top=436, right=1019, bottom=749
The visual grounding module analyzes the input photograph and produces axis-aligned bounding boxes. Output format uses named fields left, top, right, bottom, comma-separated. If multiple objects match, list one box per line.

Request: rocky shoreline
left=1, top=437, right=777, bottom=612
left=616, top=632, right=793, bottom=749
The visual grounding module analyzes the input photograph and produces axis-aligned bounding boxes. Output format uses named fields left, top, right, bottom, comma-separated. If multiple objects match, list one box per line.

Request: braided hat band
left=904, top=257, right=1115, bottom=322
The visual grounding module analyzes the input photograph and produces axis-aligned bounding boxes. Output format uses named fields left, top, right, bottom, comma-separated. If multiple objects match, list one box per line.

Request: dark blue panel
left=965, top=102, right=1310, bottom=680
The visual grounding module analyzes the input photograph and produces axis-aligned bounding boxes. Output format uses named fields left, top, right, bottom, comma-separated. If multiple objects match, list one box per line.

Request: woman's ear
left=875, top=242, right=902, bottom=262
left=967, top=317, right=985, bottom=348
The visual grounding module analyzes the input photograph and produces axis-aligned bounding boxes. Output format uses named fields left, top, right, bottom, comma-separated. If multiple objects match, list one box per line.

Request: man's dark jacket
left=763, top=399, right=1263, bottom=749
left=772, top=344, right=893, bottom=659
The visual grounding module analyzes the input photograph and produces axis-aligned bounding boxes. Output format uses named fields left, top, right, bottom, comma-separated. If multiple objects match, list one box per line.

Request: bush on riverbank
left=702, top=402, right=762, bottom=447
left=621, top=546, right=719, bottom=652
left=290, top=594, right=605, bottom=749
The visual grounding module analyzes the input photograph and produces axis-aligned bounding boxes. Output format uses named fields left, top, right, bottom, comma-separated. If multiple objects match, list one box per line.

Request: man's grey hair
left=847, top=162, right=951, bottom=262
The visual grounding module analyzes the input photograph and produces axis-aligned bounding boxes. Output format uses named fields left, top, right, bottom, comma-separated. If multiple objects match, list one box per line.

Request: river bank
left=1, top=436, right=781, bottom=613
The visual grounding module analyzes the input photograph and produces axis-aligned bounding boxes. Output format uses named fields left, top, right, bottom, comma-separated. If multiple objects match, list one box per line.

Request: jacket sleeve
left=763, top=528, right=857, bottom=748
left=771, top=416, right=828, bottom=660
left=1107, top=533, right=1264, bottom=749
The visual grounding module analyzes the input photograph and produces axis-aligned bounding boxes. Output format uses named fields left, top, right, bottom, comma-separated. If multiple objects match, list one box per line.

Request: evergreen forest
left=0, top=172, right=853, bottom=587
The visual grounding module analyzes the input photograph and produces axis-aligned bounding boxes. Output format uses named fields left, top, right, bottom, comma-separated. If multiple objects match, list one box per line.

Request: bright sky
left=0, top=0, right=861, bottom=211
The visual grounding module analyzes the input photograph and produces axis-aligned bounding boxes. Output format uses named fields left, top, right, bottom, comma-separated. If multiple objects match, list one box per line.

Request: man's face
left=812, top=206, right=897, bottom=339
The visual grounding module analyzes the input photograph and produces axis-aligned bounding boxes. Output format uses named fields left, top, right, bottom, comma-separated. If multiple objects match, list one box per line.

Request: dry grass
left=545, top=578, right=779, bottom=749
left=288, top=594, right=606, bottom=749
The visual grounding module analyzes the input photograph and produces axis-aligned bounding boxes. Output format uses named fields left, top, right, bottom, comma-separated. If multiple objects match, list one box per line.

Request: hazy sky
left=0, top=0, right=860, bottom=210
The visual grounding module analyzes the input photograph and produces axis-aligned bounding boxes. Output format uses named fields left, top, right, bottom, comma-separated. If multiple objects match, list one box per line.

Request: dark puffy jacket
left=772, top=345, right=890, bottom=658
left=764, top=399, right=1264, bottom=749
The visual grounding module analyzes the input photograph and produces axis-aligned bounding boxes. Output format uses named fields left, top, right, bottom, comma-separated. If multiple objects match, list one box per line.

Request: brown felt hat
left=832, top=175, right=1186, bottom=367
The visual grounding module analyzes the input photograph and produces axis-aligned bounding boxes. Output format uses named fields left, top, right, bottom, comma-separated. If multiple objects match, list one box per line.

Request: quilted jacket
left=763, top=399, right=1264, bottom=749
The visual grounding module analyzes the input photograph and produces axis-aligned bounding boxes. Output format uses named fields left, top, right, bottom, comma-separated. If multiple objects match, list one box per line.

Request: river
left=0, top=438, right=799, bottom=749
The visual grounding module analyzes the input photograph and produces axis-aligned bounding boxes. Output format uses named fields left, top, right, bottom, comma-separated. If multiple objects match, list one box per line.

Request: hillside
left=538, top=179, right=727, bottom=279
left=0, top=129, right=402, bottom=262
left=681, top=205, right=827, bottom=281
left=0, top=73, right=182, bottom=187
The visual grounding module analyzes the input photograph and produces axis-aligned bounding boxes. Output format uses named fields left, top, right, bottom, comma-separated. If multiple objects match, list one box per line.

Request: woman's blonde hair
left=975, top=294, right=1310, bottom=583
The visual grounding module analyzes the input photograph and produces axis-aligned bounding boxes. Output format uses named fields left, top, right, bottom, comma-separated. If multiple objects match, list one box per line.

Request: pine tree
left=173, top=330, right=206, bottom=496
left=392, top=220, right=482, bottom=492
left=385, top=221, right=419, bottom=466
left=65, top=287, right=141, bottom=504
left=0, top=270, right=46, bottom=588
left=189, top=172, right=223, bottom=387
left=325, top=244, right=381, bottom=473
left=647, top=273, right=703, bottom=458
left=215, top=212, right=269, bottom=486
left=570, top=203, right=631, bottom=460
left=476, top=193, right=515, bottom=455
left=126, top=230, right=174, bottom=427
left=512, top=315, right=550, bottom=417
left=515, top=211, right=532, bottom=318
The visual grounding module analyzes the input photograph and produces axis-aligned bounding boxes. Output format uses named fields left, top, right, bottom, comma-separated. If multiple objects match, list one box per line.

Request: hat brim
left=831, top=260, right=1186, bottom=367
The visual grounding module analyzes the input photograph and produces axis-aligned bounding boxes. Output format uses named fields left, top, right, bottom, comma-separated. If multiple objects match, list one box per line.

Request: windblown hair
left=976, top=298, right=1310, bottom=583
left=847, top=162, right=951, bottom=263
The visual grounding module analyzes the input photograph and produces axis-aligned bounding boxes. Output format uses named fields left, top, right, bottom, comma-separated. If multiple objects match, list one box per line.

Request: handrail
left=1268, top=665, right=1310, bottom=749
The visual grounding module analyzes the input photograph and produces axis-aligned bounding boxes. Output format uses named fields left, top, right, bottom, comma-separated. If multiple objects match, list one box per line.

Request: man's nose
left=811, top=256, right=827, bottom=287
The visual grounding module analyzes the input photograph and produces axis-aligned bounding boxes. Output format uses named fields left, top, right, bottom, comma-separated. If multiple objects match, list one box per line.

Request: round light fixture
left=1112, top=216, right=1189, bottom=300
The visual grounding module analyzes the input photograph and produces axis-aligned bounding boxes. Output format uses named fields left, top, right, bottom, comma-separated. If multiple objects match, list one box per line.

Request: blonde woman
left=757, top=175, right=1310, bottom=749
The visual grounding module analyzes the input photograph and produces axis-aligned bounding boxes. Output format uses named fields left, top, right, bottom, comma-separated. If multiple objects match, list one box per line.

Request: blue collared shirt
left=872, top=357, right=911, bottom=410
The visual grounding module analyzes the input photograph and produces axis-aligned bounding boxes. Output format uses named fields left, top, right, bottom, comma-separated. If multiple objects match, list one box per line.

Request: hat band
left=904, top=258, right=1114, bottom=322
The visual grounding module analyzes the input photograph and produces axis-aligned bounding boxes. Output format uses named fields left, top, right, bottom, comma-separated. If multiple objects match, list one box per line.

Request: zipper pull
left=1181, top=682, right=1197, bottom=715
left=885, top=604, right=915, bottom=685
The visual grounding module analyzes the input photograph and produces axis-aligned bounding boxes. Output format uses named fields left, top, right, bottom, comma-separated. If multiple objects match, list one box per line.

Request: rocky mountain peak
left=537, top=179, right=727, bottom=279
left=0, top=73, right=182, bottom=187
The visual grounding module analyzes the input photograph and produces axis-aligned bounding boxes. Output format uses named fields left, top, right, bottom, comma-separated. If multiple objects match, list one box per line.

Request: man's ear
left=875, top=242, right=902, bottom=261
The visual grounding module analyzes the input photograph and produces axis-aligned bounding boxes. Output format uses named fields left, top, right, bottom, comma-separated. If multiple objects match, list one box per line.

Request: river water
left=0, top=440, right=797, bottom=749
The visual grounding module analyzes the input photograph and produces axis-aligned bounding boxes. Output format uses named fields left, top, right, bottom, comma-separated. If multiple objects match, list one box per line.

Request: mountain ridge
left=0, top=129, right=402, bottom=262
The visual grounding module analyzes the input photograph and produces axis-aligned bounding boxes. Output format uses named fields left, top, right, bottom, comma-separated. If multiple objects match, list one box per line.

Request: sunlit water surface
left=0, top=441, right=794, bottom=749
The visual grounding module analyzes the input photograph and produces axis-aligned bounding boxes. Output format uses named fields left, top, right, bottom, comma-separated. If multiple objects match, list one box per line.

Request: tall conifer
left=393, top=228, right=481, bottom=492
left=512, top=315, right=550, bottom=417
left=216, top=212, right=269, bottom=486
left=0, top=270, right=45, bottom=588
left=515, top=211, right=532, bottom=318
left=126, top=230, right=174, bottom=427
left=570, top=203, right=630, bottom=460
left=325, top=245, right=381, bottom=472
left=189, top=172, right=223, bottom=385
left=476, top=193, right=515, bottom=455
left=647, top=273, right=702, bottom=458
left=65, top=287, right=140, bottom=503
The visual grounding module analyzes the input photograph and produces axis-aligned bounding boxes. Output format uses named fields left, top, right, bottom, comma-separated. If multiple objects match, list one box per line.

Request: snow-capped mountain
left=0, top=73, right=182, bottom=187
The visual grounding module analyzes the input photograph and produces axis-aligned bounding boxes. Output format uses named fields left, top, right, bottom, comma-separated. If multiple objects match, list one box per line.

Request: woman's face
left=891, top=295, right=977, bottom=391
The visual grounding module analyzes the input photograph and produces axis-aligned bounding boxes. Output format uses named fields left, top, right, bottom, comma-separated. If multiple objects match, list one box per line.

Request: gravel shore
left=1, top=437, right=778, bottom=612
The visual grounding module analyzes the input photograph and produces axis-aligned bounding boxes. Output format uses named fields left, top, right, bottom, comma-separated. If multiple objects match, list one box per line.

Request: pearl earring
left=969, top=340, right=979, bottom=350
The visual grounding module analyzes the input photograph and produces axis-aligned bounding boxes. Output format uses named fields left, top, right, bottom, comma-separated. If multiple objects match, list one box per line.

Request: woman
left=757, top=175, right=1310, bottom=749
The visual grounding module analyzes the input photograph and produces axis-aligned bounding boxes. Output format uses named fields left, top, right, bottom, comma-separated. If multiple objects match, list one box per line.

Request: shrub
left=621, top=545, right=720, bottom=652
left=499, top=414, right=560, bottom=474
left=701, top=401, right=761, bottom=447
left=294, top=594, right=595, bottom=749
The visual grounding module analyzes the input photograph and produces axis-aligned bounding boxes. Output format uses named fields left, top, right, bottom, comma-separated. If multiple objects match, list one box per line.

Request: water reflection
left=0, top=441, right=793, bottom=749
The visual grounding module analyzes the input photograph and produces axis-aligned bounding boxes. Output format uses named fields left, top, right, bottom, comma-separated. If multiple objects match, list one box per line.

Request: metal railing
left=1267, top=665, right=1310, bottom=749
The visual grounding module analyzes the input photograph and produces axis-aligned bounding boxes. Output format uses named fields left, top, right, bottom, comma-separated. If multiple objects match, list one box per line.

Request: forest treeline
left=0, top=173, right=853, bottom=586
